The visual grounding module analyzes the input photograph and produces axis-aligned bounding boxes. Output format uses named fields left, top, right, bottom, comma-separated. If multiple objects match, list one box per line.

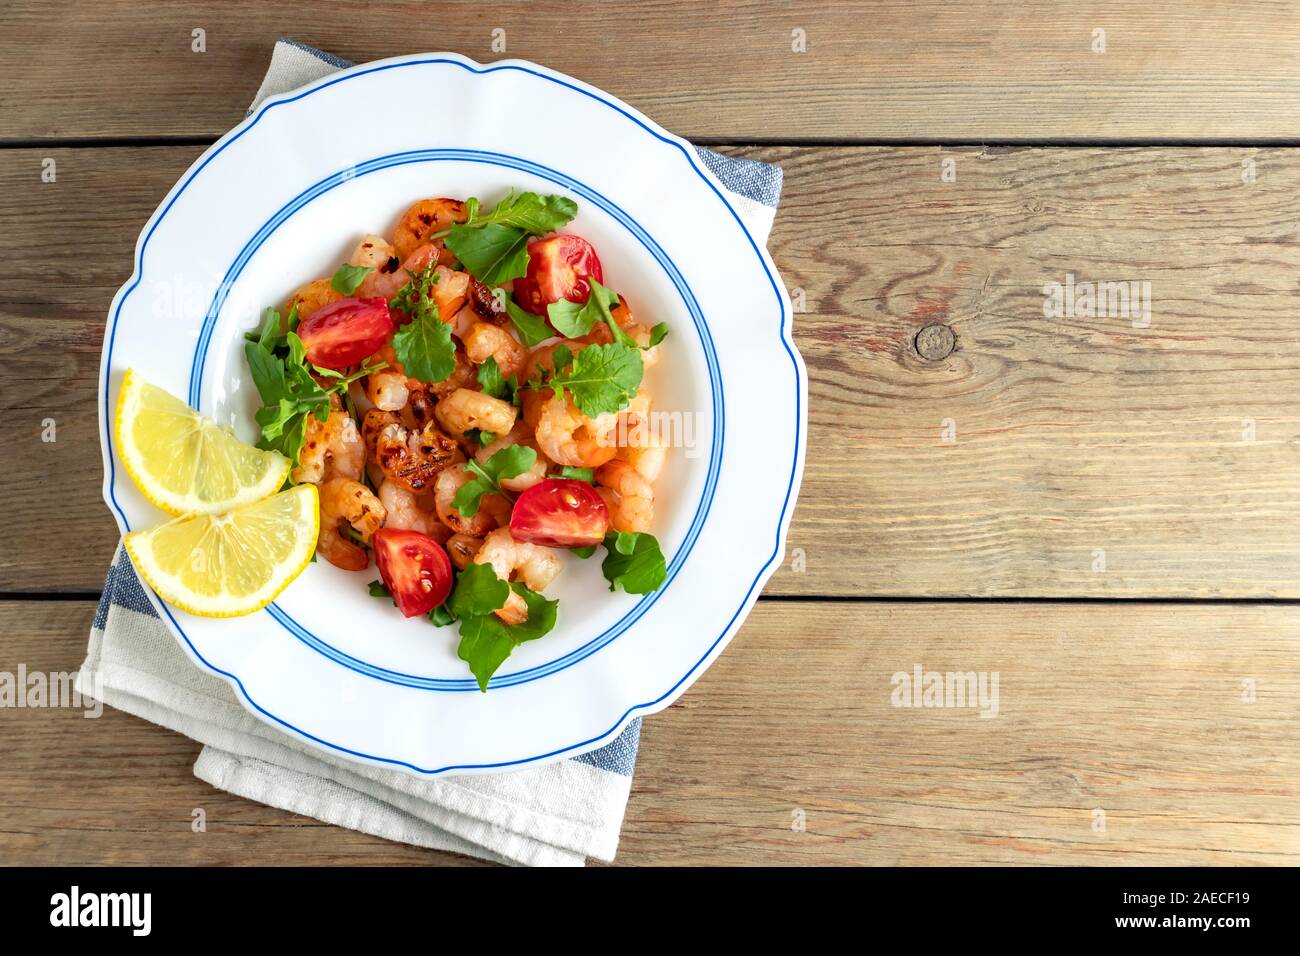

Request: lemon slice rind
left=124, top=484, right=320, bottom=618
left=115, top=368, right=291, bottom=517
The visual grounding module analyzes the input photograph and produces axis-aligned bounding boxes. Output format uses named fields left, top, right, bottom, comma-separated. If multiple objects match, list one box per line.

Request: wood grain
left=2, top=599, right=1294, bottom=865
left=3, top=2, right=1300, bottom=142
left=5, top=145, right=1300, bottom=597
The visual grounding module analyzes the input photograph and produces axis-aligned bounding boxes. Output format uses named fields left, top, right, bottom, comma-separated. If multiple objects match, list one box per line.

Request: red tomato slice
left=296, top=296, right=394, bottom=370
left=372, top=529, right=453, bottom=618
left=510, top=478, right=610, bottom=548
left=513, top=235, right=604, bottom=317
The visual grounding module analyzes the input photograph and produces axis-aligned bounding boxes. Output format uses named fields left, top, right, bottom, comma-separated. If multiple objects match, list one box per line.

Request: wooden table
left=2, top=1, right=1298, bottom=865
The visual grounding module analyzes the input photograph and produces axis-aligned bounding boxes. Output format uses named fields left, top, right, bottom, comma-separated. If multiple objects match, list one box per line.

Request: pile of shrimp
left=289, top=198, right=665, bottom=622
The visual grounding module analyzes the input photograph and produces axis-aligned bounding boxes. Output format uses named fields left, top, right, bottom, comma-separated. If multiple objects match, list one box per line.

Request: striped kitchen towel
left=77, top=38, right=783, bottom=866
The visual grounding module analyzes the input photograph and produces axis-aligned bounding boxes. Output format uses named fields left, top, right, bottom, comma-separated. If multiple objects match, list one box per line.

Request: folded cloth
left=78, top=38, right=783, bottom=866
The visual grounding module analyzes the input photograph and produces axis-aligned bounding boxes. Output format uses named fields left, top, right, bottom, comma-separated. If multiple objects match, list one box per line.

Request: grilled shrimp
left=286, top=278, right=342, bottom=319
left=392, top=199, right=468, bottom=262
left=444, top=532, right=484, bottom=570
left=473, top=527, right=563, bottom=624
left=435, top=388, right=518, bottom=437
left=373, top=420, right=460, bottom=494
left=534, top=395, right=619, bottom=469
left=463, top=322, right=528, bottom=380
left=364, top=343, right=411, bottom=411
left=616, top=414, right=666, bottom=481
left=596, top=486, right=653, bottom=534
left=434, top=465, right=508, bottom=537
left=593, top=425, right=664, bottom=533
left=476, top=423, right=548, bottom=492
left=349, top=234, right=407, bottom=299
left=317, top=478, right=386, bottom=571
left=431, top=266, right=471, bottom=321
left=292, top=400, right=365, bottom=485
left=378, top=480, right=449, bottom=540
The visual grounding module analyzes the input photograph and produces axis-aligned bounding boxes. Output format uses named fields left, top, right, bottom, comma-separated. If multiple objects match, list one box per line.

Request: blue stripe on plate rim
left=100, top=55, right=800, bottom=774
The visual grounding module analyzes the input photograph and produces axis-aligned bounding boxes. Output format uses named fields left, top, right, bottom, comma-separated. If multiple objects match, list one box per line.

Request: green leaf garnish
left=444, top=224, right=530, bottom=286
left=544, top=343, right=643, bottom=418
left=243, top=305, right=380, bottom=474
left=386, top=264, right=456, bottom=384
left=456, top=581, right=559, bottom=692
left=452, top=444, right=537, bottom=517
left=476, top=355, right=519, bottom=404
left=558, top=466, right=594, bottom=483
left=502, top=293, right=555, bottom=348
left=447, top=562, right=511, bottom=620
left=391, top=311, right=455, bottom=384
left=331, top=262, right=373, bottom=295
left=442, top=191, right=578, bottom=288
left=441, top=190, right=577, bottom=238
left=545, top=280, right=620, bottom=340
left=601, top=531, right=668, bottom=594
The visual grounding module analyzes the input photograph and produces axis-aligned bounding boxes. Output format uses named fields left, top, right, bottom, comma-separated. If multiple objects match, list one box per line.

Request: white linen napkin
left=78, top=38, right=783, bottom=866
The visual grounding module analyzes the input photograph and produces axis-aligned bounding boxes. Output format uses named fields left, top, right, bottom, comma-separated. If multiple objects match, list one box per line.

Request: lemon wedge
left=115, top=369, right=290, bottom=516
left=124, top=484, right=319, bottom=618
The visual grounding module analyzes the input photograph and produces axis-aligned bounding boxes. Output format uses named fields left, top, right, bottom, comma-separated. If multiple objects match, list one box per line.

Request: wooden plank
left=2, top=599, right=1295, bottom=865
left=758, top=144, right=1300, bottom=597
left=5, top=145, right=1300, bottom=596
left=3, top=2, right=1300, bottom=142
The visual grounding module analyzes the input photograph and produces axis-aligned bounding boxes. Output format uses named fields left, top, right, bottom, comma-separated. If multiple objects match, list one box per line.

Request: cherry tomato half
left=296, top=296, right=394, bottom=370
left=372, top=529, right=453, bottom=618
left=510, top=478, right=610, bottom=548
left=513, top=235, right=604, bottom=317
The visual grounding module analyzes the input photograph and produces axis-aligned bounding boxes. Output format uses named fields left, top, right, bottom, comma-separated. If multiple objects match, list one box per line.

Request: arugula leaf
left=545, top=281, right=620, bottom=339
left=388, top=262, right=439, bottom=321
left=245, top=338, right=288, bottom=405
left=447, top=562, right=510, bottom=620
left=601, top=531, right=668, bottom=594
left=443, top=190, right=577, bottom=238
left=558, top=466, right=594, bottom=483
left=391, top=312, right=455, bottom=384
left=441, top=191, right=577, bottom=287
left=452, top=445, right=537, bottom=517
left=502, top=293, right=555, bottom=348
left=386, top=264, right=457, bottom=384
left=570, top=545, right=597, bottom=559
left=551, top=344, right=573, bottom=374
left=476, top=355, right=518, bottom=404
left=243, top=303, right=378, bottom=473
left=445, top=224, right=530, bottom=286
left=502, top=584, right=559, bottom=641
left=368, top=580, right=392, bottom=599
left=545, top=343, right=643, bottom=418
left=455, top=615, right=517, bottom=691
left=429, top=604, right=456, bottom=627
left=331, top=262, right=373, bottom=295
left=245, top=306, right=283, bottom=349
left=456, top=582, right=559, bottom=691
left=546, top=279, right=669, bottom=350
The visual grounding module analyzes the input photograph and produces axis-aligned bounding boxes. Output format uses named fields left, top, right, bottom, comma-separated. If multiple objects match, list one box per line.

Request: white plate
left=99, top=53, right=805, bottom=775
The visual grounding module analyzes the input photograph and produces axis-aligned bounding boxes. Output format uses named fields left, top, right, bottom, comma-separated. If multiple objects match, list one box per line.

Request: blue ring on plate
left=102, top=56, right=800, bottom=773
left=184, top=148, right=722, bottom=690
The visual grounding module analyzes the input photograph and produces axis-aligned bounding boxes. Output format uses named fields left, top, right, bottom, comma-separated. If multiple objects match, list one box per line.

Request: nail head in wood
left=914, top=323, right=956, bottom=360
